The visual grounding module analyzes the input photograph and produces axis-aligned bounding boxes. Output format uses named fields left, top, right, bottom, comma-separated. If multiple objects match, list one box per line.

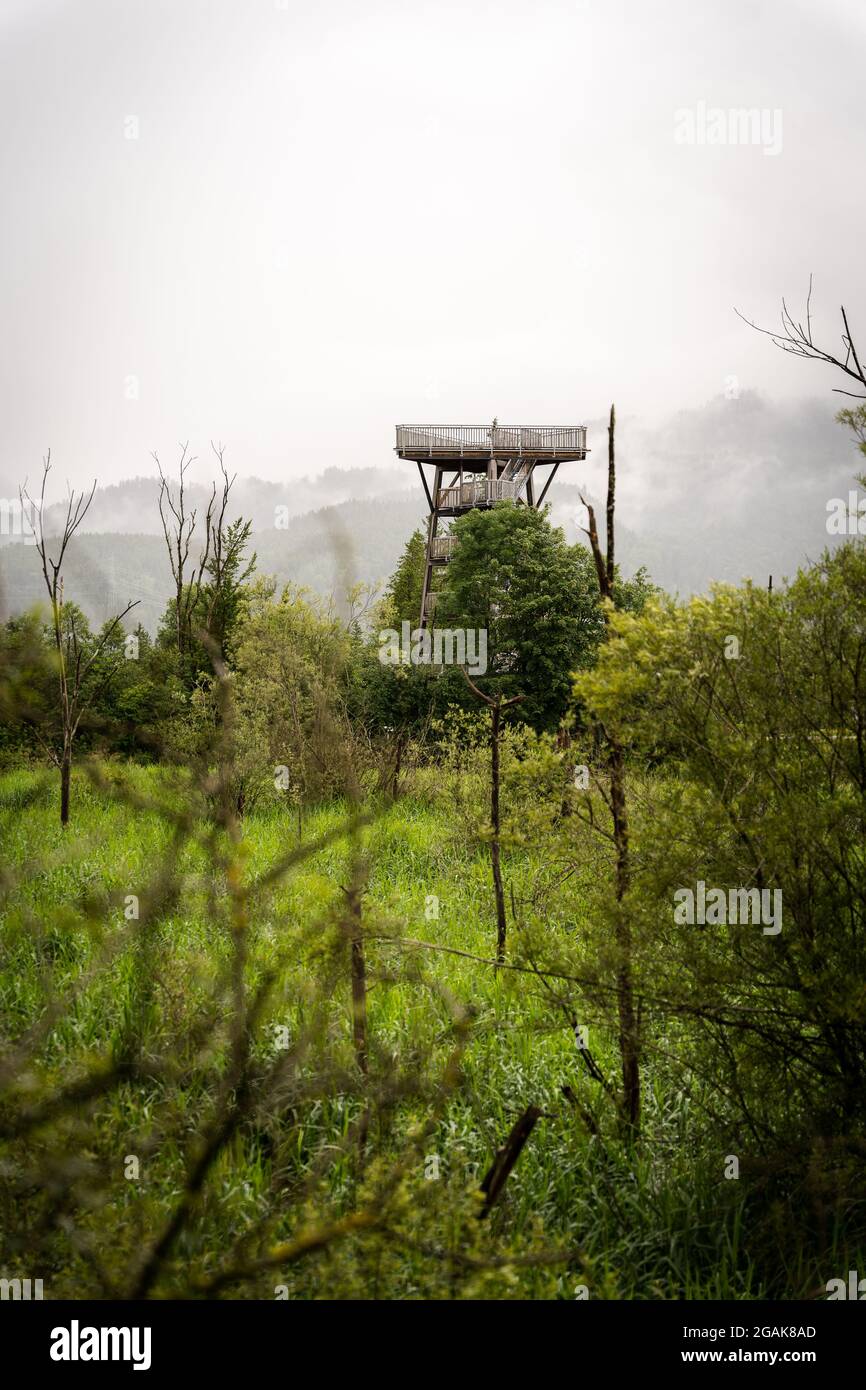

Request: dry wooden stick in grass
left=478, top=1104, right=542, bottom=1218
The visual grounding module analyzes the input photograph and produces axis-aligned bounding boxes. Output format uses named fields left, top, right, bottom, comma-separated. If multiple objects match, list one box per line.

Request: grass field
left=1, top=762, right=845, bottom=1300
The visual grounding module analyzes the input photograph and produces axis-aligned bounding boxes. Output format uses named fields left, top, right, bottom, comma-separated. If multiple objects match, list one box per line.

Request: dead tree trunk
left=390, top=729, right=406, bottom=799
left=342, top=866, right=368, bottom=1076
left=580, top=404, right=641, bottom=1132
left=489, top=699, right=507, bottom=962
left=60, top=743, right=72, bottom=827
left=462, top=674, right=525, bottom=963
left=154, top=443, right=214, bottom=664
left=479, top=1104, right=542, bottom=1217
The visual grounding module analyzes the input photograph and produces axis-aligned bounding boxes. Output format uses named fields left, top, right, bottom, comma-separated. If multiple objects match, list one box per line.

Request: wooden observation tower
left=395, top=423, right=589, bottom=626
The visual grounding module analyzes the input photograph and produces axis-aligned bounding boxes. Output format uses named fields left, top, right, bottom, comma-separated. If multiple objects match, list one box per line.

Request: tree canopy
left=435, top=501, right=653, bottom=729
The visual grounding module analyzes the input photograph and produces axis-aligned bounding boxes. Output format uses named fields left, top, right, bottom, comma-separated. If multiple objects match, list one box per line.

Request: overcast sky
left=1, top=0, right=864, bottom=498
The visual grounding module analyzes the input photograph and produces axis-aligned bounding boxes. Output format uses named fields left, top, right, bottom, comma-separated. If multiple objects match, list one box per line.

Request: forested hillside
left=1, top=394, right=856, bottom=630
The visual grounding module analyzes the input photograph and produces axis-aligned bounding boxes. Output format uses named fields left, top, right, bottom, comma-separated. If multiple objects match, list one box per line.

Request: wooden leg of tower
left=420, top=466, right=442, bottom=629
left=420, top=514, right=435, bottom=629
left=536, top=461, right=560, bottom=508
left=525, top=470, right=535, bottom=507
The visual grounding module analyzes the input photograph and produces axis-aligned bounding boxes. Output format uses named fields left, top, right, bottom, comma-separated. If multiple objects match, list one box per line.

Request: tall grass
left=1, top=762, right=839, bottom=1300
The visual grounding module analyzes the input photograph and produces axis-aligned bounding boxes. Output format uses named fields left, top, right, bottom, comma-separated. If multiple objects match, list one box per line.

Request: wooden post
left=479, top=1105, right=542, bottom=1217
left=343, top=872, right=368, bottom=1077
left=461, top=673, right=525, bottom=964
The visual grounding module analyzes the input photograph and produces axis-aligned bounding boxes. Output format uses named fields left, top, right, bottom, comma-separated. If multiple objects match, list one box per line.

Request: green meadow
left=1, top=761, right=836, bottom=1301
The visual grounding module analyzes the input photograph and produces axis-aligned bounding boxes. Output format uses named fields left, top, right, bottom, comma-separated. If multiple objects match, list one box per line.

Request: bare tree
left=203, top=442, right=254, bottom=656
left=205, top=442, right=235, bottom=615
left=579, top=404, right=640, bottom=1131
left=154, top=442, right=215, bottom=661
left=21, top=454, right=138, bottom=826
left=736, top=276, right=866, bottom=400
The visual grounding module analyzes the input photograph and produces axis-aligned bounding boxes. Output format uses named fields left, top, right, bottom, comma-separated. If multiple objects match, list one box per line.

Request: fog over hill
left=1, top=393, right=858, bottom=632
left=21, top=465, right=418, bottom=538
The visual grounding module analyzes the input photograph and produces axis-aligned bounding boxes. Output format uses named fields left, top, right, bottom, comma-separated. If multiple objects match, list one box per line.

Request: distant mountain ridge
left=27, top=465, right=416, bottom=538
left=1, top=393, right=858, bottom=631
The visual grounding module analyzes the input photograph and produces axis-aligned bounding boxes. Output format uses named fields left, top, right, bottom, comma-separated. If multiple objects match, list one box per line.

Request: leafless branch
left=735, top=277, right=866, bottom=399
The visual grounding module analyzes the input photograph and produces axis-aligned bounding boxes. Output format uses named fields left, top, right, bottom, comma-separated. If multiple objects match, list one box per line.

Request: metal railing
left=437, top=479, right=525, bottom=509
left=396, top=424, right=587, bottom=456
left=423, top=592, right=438, bottom=618
left=429, top=535, right=458, bottom=560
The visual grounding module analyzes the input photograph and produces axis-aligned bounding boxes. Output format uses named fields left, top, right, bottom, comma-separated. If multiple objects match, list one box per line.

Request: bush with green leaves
left=435, top=502, right=654, bottom=730
left=575, top=541, right=866, bottom=1174
left=232, top=582, right=365, bottom=806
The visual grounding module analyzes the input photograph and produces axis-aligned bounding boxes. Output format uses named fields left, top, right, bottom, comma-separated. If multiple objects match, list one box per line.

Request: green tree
left=231, top=584, right=359, bottom=808
left=0, top=613, right=53, bottom=761
left=155, top=443, right=255, bottom=684
left=201, top=515, right=256, bottom=662
left=385, top=526, right=427, bottom=626
left=576, top=542, right=866, bottom=1152
left=436, top=502, right=652, bottom=730
left=350, top=526, right=444, bottom=747
left=155, top=519, right=256, bottom=687
left=87, top=621, right=183, bottom=758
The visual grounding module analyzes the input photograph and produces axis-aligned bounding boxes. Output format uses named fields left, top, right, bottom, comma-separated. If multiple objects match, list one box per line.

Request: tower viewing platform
left=396, top=421, right=589, bottom=626
left=396, top=424, right=588, bottom=465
